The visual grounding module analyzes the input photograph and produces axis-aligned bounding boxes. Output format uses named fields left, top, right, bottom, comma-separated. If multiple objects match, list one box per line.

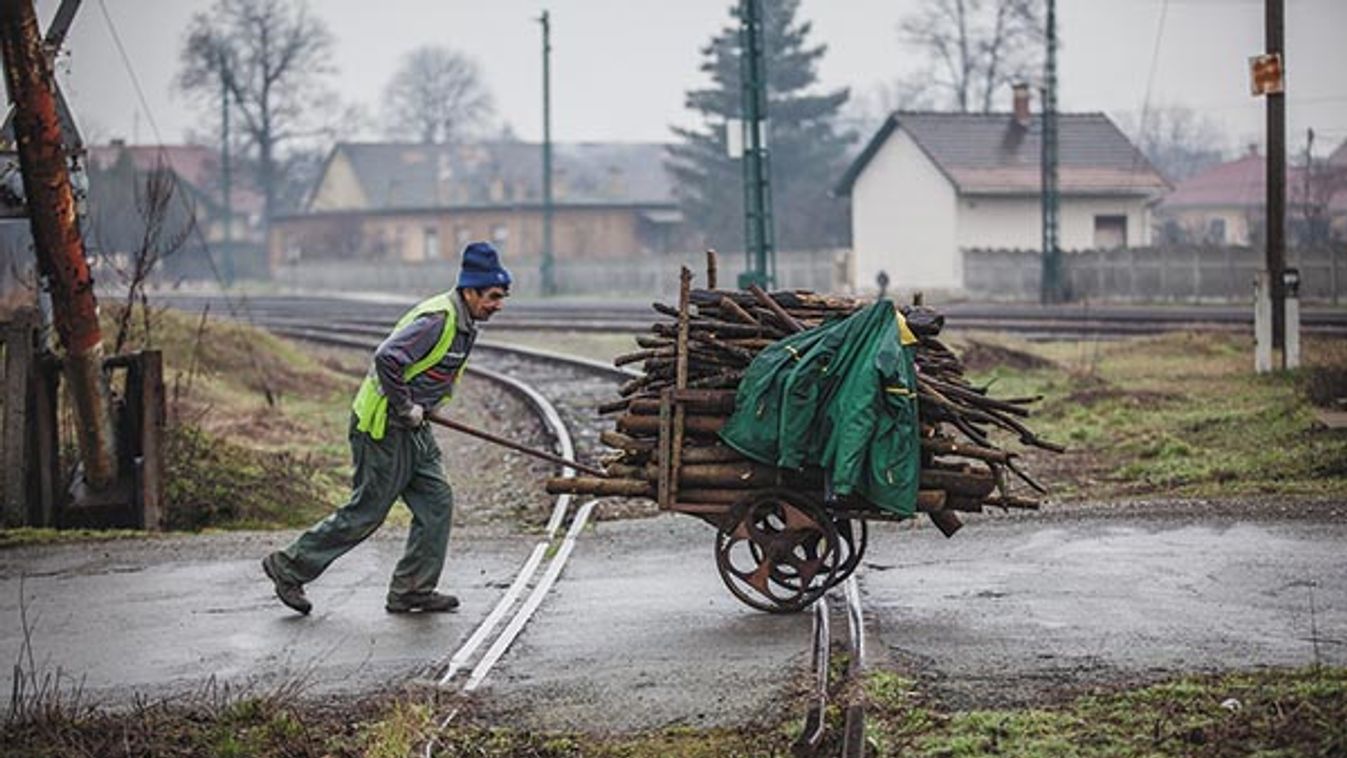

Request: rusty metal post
left=0, top=0, right=117, bottom=490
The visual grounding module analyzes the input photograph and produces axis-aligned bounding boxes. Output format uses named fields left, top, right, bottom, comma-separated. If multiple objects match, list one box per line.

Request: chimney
left=1012, top=83, right=1031, bottom=127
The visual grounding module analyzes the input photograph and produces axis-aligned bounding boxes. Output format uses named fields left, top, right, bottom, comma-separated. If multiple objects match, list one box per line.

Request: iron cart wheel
left=830, top=515, right=867, bottom=589
left=714, top=489, right=841, bottom=613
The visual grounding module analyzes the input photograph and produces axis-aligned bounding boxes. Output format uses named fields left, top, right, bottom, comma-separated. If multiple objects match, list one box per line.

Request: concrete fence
left=272, top=249, right=850, bottom=298
left=964, top=244, right=1347, bottom=303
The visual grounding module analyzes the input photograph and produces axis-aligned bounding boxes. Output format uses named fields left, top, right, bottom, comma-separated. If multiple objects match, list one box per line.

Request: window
left=283, top=234, right=301, bottom=262
left=1093, top=215, right=1127, bottom=249
left=1206, top=218, right=1226, bottom=244
left=422, top=227, right=440, bottom=261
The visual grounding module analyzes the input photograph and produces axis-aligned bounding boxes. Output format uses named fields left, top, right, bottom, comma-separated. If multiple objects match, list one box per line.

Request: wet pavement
left=861, top=504, right=1347, bottom=708
left=1, top=499, right=1344, bottom=730
left=0, top=527, right=532, bottom=707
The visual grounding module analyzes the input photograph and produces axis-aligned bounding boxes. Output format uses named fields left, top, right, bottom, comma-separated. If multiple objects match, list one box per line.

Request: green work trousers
left=273, top=415, right=455, bottom=598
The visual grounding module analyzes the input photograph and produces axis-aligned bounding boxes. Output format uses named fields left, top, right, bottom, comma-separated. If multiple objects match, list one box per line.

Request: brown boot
left=262, top=553, right=312, bottom=615
left=385, top=591, right=459, bottom=613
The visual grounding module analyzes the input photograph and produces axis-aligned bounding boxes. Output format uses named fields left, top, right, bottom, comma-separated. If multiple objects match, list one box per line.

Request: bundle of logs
left=546, top=266, right=1063, bottom=535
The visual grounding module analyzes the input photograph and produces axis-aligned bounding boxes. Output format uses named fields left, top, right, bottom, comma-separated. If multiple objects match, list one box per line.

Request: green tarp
left=717, top=300, right=921, bottom=516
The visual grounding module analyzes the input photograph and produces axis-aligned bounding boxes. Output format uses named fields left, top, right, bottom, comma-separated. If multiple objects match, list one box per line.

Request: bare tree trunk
left=980, top=1, right=1012, bottom=113
left=955, top=0, right=970, bottom=111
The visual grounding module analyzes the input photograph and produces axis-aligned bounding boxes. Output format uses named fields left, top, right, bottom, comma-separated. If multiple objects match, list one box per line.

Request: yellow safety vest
left=351, top=293, right=467, bottom=440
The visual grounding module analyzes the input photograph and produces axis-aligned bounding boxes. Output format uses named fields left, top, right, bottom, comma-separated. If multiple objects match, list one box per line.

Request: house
left=834, top=87, right=1168, bottom=292
left=1, top=142, right=266, bottom=286
left=271, top=141, right=683, bottom=268
left=86, top=142, right=264, bottom=248
left=85, top=142, right=267, bottom=279
left=1154, top=142, right=1347, bottom=245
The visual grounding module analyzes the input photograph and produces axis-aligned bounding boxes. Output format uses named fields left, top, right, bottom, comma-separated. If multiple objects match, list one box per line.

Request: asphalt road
left=2, top=499, right=1343, bottom=731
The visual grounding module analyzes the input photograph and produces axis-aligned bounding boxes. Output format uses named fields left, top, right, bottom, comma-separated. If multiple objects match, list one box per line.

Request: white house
left=834, top=88, right=1169, bottom=293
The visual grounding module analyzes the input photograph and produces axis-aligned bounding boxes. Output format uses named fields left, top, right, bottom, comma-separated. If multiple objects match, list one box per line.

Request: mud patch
left=958, top=338, right=1056, bottom=373
left=1061, top=377, right=1184, bottom=408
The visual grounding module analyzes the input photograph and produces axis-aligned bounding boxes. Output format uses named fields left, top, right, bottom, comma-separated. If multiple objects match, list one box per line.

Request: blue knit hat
left=457, top=242, right=512, bottom=290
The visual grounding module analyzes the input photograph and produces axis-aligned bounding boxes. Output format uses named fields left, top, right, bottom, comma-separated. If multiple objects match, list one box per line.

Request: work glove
left=400, top=403, right=426, bottom=428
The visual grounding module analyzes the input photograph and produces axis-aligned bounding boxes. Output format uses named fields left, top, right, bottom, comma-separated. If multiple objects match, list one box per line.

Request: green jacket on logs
left=351, top=293, right=467, bottom=440
left=718, top=300, right=922, bottom=516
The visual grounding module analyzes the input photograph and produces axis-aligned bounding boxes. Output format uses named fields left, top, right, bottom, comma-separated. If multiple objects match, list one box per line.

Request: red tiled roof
left=1330, top=139, right=1347, bottom=166
left=836, top=111, right=1169, bottom=197
left=87, top=143, right=263, bottom=213
left=1159, top=152, right=1347, bottom=212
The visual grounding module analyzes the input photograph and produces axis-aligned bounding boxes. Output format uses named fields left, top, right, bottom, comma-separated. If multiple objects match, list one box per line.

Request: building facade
left=835, top=93, right=1168, bottom=294
left=270, top=141, right=683, bottom=269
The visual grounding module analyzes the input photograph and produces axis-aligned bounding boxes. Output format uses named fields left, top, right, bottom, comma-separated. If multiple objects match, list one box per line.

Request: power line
left=95, top=0, right=277, bottom=402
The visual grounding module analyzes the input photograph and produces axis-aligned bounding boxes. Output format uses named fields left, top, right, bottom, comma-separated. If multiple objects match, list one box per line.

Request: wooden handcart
left=549, top=260, right=1056, bottom=613
left=648, top=269, right=948, bottom=614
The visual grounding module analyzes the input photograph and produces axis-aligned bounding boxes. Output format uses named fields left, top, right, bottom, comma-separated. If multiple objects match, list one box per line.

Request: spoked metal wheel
left=714, top=489, right=840, bottom=613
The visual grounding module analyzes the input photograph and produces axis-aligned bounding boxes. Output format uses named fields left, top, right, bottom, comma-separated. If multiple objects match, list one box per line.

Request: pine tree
left=667, top=0, right=854, bottom=255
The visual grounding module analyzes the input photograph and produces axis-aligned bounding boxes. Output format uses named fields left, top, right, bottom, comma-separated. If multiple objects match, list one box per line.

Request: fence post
left=2, top=313, right=34, bottom=527
left=137, top=350, right=166, bottom=531
left=32, top=352, right=59, bottom=527
left=1333, top=244, right=1341, bottom=306
left=1128, top=248, right=1138, bottom=300
left=1192, top=246, right=1202, bottom=300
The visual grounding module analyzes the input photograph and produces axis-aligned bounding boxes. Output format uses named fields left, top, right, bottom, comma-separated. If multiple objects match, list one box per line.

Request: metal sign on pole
left=1254, top=0, right=1289, bottom=370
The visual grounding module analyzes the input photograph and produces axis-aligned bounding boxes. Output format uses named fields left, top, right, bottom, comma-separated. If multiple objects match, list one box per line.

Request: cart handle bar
left=427, top=412, right=608, bottom=479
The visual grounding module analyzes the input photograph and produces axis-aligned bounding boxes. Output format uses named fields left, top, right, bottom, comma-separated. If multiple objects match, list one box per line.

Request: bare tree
left=1119, top=105, right=1229, bottom=183
left=111, top=160, right=195, bottom=354
left=842, top=75, right=939, bottom=137
left=382, top=46, right=494, bottom=144
left=176, top=0, right=338, bottom=227
left=898, top=0, right=1042, bottom=113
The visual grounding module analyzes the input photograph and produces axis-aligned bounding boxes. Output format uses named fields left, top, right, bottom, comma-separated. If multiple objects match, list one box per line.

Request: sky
left=29, top=0, right=1347, bottom=160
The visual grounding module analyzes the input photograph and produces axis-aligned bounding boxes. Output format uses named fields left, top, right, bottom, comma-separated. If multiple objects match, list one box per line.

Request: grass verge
left=958, top=331, right=1347, bottom=500
left=3, top=666, right=1342, bottom=756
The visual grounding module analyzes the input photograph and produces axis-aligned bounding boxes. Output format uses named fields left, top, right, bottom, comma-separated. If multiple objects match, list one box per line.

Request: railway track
left=151, top=292, right=1347, bottom=340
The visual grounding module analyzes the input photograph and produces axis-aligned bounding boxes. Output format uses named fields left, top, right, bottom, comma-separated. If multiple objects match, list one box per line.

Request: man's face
left=463, top=286, right=509, bottom=321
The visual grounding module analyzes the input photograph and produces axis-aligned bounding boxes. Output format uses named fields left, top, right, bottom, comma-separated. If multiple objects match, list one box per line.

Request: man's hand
left=400, top=403, right=426, bottom=428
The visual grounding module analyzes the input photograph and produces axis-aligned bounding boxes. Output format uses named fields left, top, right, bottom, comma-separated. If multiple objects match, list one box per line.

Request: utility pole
left=220, top=52, right=233, bottom=286
left=1265, top=0, right=1287, bottom=357
left=738, top=0, right=775, bottom=289
left=538, top=10, right=555, bottom=296
left=1039, top=0, right=1062, bottom=304
left=0, top=0, right=117, bottom=489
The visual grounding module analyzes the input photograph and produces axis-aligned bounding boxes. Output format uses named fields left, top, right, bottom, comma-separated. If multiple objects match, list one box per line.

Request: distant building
left=1154, top=142, right=1347, bottom=246
left=85, top=141, right=266, bottom=279
left=834, top=88, right=1168, bottom=292
left=87, top=142, right=264, bottom=246
left=271, top=141, right=684, bottom=268
left=0, top=142, right=265, bottom=286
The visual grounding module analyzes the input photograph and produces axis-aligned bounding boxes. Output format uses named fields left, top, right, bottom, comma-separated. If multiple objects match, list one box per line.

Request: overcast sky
left=34, top=0, right=1347, bottom=158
